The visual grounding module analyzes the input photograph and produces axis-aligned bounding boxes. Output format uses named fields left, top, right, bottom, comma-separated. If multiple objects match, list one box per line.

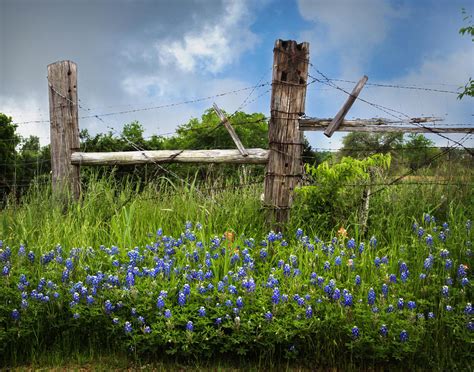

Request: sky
left=1, top=0, right=473, bottom=150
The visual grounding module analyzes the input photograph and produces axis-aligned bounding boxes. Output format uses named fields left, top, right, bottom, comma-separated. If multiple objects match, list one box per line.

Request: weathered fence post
left=48, top=60, right=81, bottom=200
left=264, top=40, right=309, bottom=230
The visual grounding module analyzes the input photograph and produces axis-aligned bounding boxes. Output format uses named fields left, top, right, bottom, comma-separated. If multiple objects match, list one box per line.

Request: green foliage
left=458, top=9, right=474, bottom=99
left=294, top=154, right=391, bottom=230
left=0, top=114, right=21, bottom=201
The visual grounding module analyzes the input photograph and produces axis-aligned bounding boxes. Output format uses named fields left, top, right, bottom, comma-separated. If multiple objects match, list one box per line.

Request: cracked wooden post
left=264, top=40, right=309, bottom=230
left=48, top=60, right=81, bottom=200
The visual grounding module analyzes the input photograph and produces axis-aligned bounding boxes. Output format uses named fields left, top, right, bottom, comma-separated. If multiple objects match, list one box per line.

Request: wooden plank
left=264, top=39, right=309, bottom=230
left=212, top=103, right=249, bottom=157
left=71, top=148, right=269, bottom=165
left=299, top=118, right=472, bottom=133
left=324, top=75, right=368, bottom=137
left=48, top=60, right=81, bottom=200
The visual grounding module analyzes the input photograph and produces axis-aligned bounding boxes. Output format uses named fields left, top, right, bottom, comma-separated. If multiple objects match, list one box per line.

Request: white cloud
left=157, top=0, right=258, bottom=74
left=306, top=48, right=474, bottom=149
left=298, top=0, right=405, bottom=76
left=1, top=96, right=50, bottom=145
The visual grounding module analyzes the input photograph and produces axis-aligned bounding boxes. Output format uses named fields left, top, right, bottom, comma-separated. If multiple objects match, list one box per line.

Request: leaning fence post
left=48, top=60, right=81, bottom=200
left=264, top=40, right=310, bottom=230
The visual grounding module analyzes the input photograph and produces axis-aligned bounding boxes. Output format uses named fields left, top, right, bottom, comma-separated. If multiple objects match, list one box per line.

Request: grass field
left=0, top=171, right=472, bottom=370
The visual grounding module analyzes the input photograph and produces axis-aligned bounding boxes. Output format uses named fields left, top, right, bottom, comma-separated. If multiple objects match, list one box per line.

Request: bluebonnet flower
left=124, top=321, right=132, bottom=333
left=399, top=262, right=408, bottom=273
left=419, top=273, right=426, bottom=280
left=18, top=244, right=25, bottom=256
left=183, top=283, right=191, bottom=296
left=369, top=236, right=377, bottom=248
left=463, top=303, right=473, bottom=315
left=215, top=317, right=222, bottom=325
left=143, top=326, right=151, bottom=334
left=372, top=306, right=379, bottom=313
left=368, top=288, right=376, bottom=305
left=374, top=257, right=381, bottom=268
left=401, top=271, right=409, bottom=283
left=417, top=227, right=424, bottom=238
left=466, top=220, right=472, bottom=231
left=386, top=304, right=394, bottom=313
left=443, top=258, right=452, bottom=270
left=428, top=312, right=435, bottom=319
left=324, top=261, right=330, bottom=271
left=425, top=234, right=433, bottom=246
left=407, top=301, right=416, bottom=310
left=283, top=264, right=291, bottom=276
left=446, top=277, right=453, bottom=286
left=347, top=239, right=355, bottom=249
left=335, top=256, right=342, bottom=266
left=423, top=255, right=434, bottom=270
left=27, top=251, right=35, bottom=263
left=282, top=294, right=288, bottom=302
left=260, top=248, right=267, bottom=260
left=457, top=264, right=467, bottom=278
left=467, top=322, right=474, bottom=331
left=296, top=228, right=303, bottom=239
left=2, top=265, right=9, bottom=276
left=342, top=291, right=353, bottom=307
left=185, top=320, right=194, bottom=332
left=332, top=288, right=341, bottom=301
left=73, top=313, right=80, bottom=319
left=164, top=309, right=172, bottom=318
left=306, top=305, right=313, bottom=318
left=11, top=309, right=20, bottom=321
left=461, top=277, right=470, bottom=287
left=438, top=231, right=447, bottom=242
left=137, top=316, right=145, bottom=324
left=265, top=311, right=273, bottom=321
left=352, top=326, right=359, bottom=339
left=380, top=324, right=388, bottom=337
left=355, top=275, right=361, bottom=286
left=228, top=285, right=238, bottom=294
left=156, top=296, right=165, bottom=309
left=297, top=297, right=305, bottom=306
left=382, top=284, right=388, bottom=298
left=272, top=287, right=280, bottom=304
left=424, top=213, right=431, bottom=224
left=389, top=274, right=397, bottom=283
left=178, top=292, right=186, bottom=306
left=225, top=299, right=233, bottom=307
left=86, top=295, right=94, bottom=305
left=281, top=240, right=288, bottom=247
left=236, top=296, right=244, bottom=308
left=400, top=330, right=408, bottom=342
left=446, top=305, right=453, bottom=311
left=358, top=243, right=365, bottom=254
left=198, top=306, right=206, bottom=317
left=397, top=298, right=404, bottom=310
left=441, top=285, right=449, bottom=297
left=21, top=299, right=28, bottom=308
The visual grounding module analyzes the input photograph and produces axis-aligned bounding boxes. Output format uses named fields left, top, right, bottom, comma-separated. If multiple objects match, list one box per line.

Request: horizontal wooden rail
left=71, top=148, right=269, bottom=166
left=299, top=118, right=473, bottom=134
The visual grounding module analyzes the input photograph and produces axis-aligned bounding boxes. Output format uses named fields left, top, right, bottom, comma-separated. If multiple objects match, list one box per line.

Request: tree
left=458, top=9, right=474, bottom=99
left=402, top=134, right=439, bottom=170
left=340, top=132, right=404, bottom=159
left=0, top=114, right=21, bottom=201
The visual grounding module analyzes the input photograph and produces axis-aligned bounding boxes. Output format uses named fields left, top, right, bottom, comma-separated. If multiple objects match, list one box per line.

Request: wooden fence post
left=48, top=60, right=81, bottom=200
left=264, top=40, right=309, bottom=230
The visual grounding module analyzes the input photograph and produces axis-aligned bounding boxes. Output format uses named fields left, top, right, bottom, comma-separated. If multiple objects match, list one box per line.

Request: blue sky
left=1, top=0, right=473, bottom=149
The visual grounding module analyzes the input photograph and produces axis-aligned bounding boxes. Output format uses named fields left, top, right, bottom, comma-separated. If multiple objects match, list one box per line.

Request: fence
left=46, top=39, right=473, bottom=229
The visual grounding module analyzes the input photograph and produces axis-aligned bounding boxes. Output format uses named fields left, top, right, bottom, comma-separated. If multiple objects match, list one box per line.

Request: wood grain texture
left=324, top=75, right=368, bottom=138
left=48, top=60, right=81, bottom=199
left=71, top=149, right=269, bottom=165
left=264, top=40, right=309, bottom=229
left=300, top=118, right=472, bottom=133
left=212, top=103, right=249, bottom=156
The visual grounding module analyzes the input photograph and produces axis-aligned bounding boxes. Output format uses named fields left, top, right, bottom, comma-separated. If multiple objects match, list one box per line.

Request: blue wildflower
left=355, top=275, right=361, bottom=286
left=368, top=288, right=376, bottom=305
left=441, top=285, right=449, bottom=297
left=352, top=326, right=359, bottom=339
left=164, top=309, right=172, bottom=318
left=265, top=311, right=273, bottom=321
left=198, top=306, right=206, bottom=317
left=400, top=330, right=408, bottom=342
left=380, top=324, right=388, bottom=337
left=186, top=321, right=193, bottom=331
left=306, top=305, right=313, bottom=318
left=124, top=321, right=132, bottom=334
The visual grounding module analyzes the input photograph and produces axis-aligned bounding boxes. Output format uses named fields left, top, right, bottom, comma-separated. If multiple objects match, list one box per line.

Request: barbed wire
left=309, top=69, right=474, bottom=156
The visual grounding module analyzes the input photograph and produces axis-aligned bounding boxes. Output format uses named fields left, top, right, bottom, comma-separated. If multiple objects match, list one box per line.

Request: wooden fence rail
left=48, top=39, right=472, bottom=229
